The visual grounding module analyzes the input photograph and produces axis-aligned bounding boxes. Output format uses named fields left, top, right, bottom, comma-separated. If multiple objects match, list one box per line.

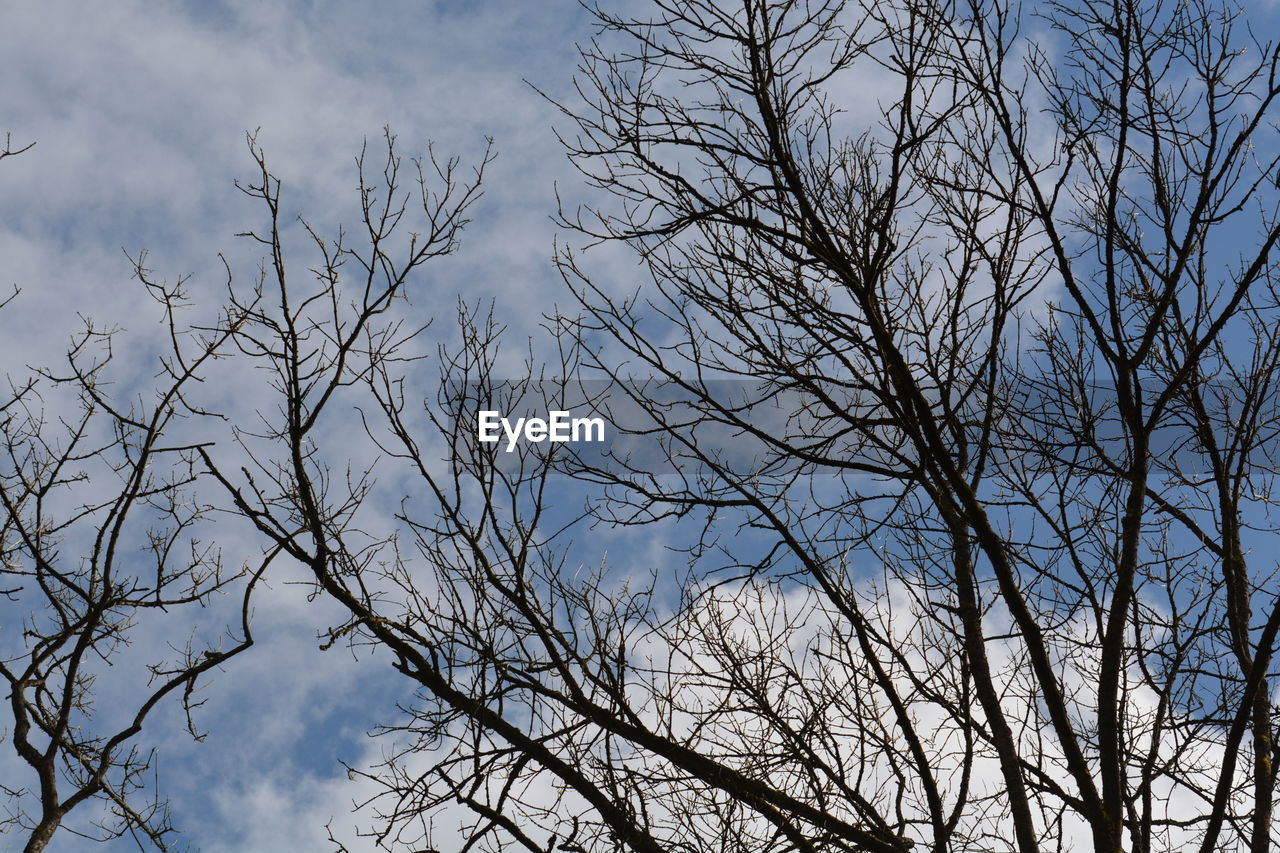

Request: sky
left=9, top=2, right=1280, bottom=852
left=0, top=0, right=592, bottom=364
left=0, top=2, right=606, bottom=850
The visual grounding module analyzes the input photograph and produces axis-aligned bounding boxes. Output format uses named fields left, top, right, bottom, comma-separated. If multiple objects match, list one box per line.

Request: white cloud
left=0, top=2, right=595, bottom=850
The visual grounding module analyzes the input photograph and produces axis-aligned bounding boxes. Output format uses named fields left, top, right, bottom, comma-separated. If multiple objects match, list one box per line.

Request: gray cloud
left=0, top=2, right=594, bottom=849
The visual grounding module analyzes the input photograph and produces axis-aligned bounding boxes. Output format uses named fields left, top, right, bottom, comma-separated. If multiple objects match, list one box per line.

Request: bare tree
left=53, top=2, right=1276, bottom=853
left=6, top=2, right=1280, bottom=851
left=542, top=1, right=1280, bottom=851
left=194, top=127, right=499, bottom=845
left=0, top=137, right=273, bottom=851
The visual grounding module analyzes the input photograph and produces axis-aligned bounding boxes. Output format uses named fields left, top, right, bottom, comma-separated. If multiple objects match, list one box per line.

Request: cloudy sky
left=0, top=0, right=593, bottom=348
left=0, top=2, right=614, bottom=850
left=13, top=3, right=1280, bottom=852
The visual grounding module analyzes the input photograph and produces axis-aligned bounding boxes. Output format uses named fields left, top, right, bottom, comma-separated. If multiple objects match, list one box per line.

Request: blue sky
left=10, top=2, right=1280, bottom=851
left=0, top=2, right=606, bottom=850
